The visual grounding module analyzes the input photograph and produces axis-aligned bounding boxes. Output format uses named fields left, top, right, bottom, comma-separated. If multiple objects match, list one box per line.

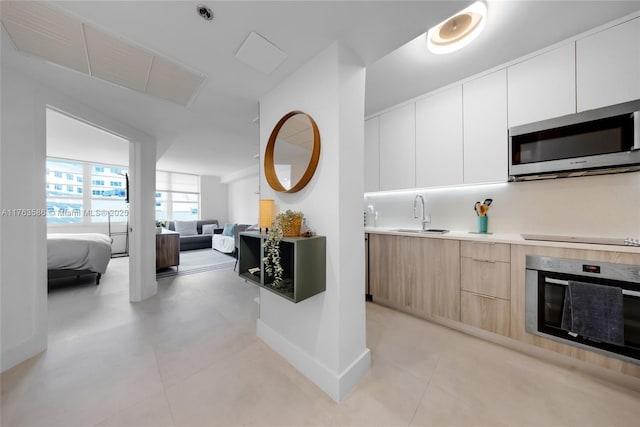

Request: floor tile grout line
left=408, top=352, right=442, bottom=427
left=146, top=316, right=178, bottom=426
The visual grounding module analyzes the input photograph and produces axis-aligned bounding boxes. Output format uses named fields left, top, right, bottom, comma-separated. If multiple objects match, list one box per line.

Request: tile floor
left=2, top=257, right=640, bottom=426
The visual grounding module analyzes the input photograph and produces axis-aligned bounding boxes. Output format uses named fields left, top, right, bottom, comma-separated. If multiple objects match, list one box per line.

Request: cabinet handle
left=468, top=291, right=496, bottom=300
left=462, top=256, right=497, bottom=263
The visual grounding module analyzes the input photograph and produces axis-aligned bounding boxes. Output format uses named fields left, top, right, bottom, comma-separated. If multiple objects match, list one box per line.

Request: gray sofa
left=167, top=219, right=221, bottom=251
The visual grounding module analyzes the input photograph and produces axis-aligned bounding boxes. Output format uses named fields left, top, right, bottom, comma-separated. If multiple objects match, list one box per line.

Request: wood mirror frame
left=264, top=111, right=321, bottom=193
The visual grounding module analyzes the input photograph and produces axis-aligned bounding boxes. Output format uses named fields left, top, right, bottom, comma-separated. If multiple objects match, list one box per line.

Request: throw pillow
left=222, top=223, right=235, bottom=236
left=202, top=224, right=218, bottom=235
left=174, top=220, right=197, bottom=236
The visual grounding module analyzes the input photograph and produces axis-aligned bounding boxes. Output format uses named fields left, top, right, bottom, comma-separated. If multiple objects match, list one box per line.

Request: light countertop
left=365, top=227, right=640, bottom=254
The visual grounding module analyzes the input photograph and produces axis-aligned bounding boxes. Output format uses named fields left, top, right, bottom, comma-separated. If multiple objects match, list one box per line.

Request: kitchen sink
left=392, top=228, right=449, bottom=234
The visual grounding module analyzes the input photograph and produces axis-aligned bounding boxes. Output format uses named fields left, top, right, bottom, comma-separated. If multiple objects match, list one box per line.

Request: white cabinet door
left=415, top=85, right=463, bottom=188
left=379, top=103, right=415, bottom=191
left=463, top=69, right=508, bottom=184
left=364, top=117, right=380, bottom=192
left=507, top=43, right=576, bottom=127
left=577, top=17, right=640, bottom=112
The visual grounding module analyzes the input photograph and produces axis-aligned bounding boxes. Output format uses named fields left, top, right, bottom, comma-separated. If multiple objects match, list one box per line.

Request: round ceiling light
left=427, top=1, right=487, bottom=55
left=197, top=5, right=213, bottom=21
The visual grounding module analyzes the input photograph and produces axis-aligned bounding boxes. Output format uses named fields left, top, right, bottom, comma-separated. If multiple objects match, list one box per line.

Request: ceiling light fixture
left=427, top=1, right=487, bottom=55
left=197, top=5, right=213, bottom=21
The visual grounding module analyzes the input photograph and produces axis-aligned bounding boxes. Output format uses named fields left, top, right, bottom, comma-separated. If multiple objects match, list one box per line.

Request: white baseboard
left=1, top=336, right=46, bottom=373
left=256, top=319, right=370, bottom=402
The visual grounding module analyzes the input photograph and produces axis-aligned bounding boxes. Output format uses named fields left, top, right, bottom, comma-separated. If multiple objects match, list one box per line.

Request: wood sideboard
left=156, top=229, right=180, bottom=270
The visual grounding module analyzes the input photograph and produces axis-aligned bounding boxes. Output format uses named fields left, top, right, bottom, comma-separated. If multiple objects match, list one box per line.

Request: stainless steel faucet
left=413, top=195, right=431, bottom=231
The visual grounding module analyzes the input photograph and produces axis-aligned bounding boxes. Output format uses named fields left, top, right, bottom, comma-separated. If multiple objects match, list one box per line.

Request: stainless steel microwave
left=509, top=100, right=640, bottom=181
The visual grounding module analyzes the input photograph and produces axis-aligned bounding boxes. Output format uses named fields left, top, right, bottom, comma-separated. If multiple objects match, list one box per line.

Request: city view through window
left=47, top=159, right=200, bottom=224
left=46, top=159, right=129, bottom=224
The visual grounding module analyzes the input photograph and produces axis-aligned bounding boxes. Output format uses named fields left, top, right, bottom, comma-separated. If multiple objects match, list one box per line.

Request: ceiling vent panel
left=83, top=25, right=154, bottom=93
left=146, top=56, right=205, bottom=106
left=0, top=1, right=89, bottom=73
left=1, top=2, right=205, bottom=106
left=235, top=31, right=287, bottom=74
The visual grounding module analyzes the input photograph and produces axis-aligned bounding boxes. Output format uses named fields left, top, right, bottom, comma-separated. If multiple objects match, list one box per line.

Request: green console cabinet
left=238, top=231, right=326, bottom=303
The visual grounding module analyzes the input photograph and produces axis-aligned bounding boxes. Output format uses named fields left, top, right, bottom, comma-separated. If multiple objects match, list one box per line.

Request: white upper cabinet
left=576, top=17, right=640, bottom=112
left=415, top=85, right=463, bottom=188
left=364, top=117, right=380, bottom=192
left=379, top=103, right=415, bottom=191
left=507, top=43, right=576, bottom=127
left=463, top=69, right=508, bottom=184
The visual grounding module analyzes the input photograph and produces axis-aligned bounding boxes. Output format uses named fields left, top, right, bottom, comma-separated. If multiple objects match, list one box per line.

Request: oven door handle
left=545, top=277, right=640, bottom=297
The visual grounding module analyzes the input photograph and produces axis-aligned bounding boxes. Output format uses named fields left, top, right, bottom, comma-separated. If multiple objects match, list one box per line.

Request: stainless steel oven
left=525, top=255, right=640, bottom=364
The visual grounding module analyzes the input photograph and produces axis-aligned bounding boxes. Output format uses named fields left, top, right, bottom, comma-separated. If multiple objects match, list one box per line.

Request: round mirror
left=264, top=111, right=320, bottom=193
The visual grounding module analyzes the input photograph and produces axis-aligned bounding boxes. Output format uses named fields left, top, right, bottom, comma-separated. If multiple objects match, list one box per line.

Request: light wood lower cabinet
left=461, top=291, right=510, bottom=336
left=460, top=241, right=511, bottom=336
left=368, top=234, right=460, bottom=321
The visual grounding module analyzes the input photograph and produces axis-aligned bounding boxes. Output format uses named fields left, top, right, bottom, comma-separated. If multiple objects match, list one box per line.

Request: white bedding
left=212, top=234, right=235, bottom=253
left=47, top=233, right=112, bottom=274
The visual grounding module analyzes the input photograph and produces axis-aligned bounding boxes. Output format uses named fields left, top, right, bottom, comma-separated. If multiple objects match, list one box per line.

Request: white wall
left=1, top=66, right=48, bottom=374
left=1, top=66, right=157, bottom=373
left=364, top=173, right=640, bottom=237
left=227, top=175, right=259, bottom=225
left=200, top=175, right=228, bottom=224
left=258, top=42, right=369, bottom=402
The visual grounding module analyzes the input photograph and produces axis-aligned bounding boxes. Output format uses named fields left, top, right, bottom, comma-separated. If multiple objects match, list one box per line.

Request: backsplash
left=364, top=172, right=640, bottom=238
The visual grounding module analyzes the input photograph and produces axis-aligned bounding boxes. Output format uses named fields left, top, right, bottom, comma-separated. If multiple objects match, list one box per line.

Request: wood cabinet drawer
left=461, top=257, right=510, bottom=300
left=461, top=291, right=510, bottom=337
left=461, top=241, right=510, bottom=263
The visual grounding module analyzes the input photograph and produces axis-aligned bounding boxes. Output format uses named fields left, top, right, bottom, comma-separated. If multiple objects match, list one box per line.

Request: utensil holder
left=478, top=216, right=488, bottom=233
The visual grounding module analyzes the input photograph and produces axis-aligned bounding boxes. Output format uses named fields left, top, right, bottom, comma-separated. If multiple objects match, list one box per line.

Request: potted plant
left=155, top=220, right=166, bottom=234
left=263, top=210, right=303, bottom=288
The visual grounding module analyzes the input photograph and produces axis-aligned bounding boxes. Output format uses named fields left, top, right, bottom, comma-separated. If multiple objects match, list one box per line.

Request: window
left=172, top=192, right=199, bottom=221
left=91, top=163, right=128, bottom=223
left=155, top=171, right=200, bottom=221
left=155, top=192, right=168, bottom=221
left=46, top=159, right=83, bottom=224
left=47, top=158, right=128, bottom=224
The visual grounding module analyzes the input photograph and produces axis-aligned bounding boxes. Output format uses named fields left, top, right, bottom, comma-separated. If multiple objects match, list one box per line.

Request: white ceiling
left=46, top=108, right=129, bottom=166
left=2, top=1, right=639, bottom=178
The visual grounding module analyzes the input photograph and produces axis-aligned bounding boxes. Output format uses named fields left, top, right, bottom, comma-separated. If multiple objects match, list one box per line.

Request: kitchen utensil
left=479, top=204, right=488, bottom=216
left=482, top=198, right=493, bottom=207
left=474, top=201, right=481, bottom=216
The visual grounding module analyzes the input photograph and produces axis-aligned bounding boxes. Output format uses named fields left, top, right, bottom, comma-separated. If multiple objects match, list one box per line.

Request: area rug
left=156, top=248, right=236, bottom=279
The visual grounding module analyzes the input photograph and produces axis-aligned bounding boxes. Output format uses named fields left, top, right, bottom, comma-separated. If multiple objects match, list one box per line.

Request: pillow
left=222, top=223, right=235, bottom=236
left=202, top=224, right=218, bottom=235
left=174, top=220, right=197, bottom=236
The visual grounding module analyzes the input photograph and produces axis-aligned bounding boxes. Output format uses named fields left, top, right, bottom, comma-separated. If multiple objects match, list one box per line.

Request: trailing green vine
left=262, top=210, right=303, bottom=288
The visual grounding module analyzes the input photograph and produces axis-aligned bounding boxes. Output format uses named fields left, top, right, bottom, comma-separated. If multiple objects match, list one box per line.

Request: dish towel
left=560, top=280, right=624, bottom=346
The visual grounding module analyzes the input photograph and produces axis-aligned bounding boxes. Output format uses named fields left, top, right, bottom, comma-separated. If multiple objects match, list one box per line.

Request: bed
left=47, top=233, right=112, bottom=285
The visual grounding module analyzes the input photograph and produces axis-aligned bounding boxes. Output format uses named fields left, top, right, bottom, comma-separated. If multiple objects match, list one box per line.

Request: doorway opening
left=45, top=107, right=132, bottom=341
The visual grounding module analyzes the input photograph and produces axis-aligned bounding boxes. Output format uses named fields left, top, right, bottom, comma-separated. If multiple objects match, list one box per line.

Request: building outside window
left=90, top=164, right=128, bottom=223
left=46, top=158, right=128, bottom=224
left=155, top=171, right=200, bottom=221
left=46, top=159, right=83, bottom=224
